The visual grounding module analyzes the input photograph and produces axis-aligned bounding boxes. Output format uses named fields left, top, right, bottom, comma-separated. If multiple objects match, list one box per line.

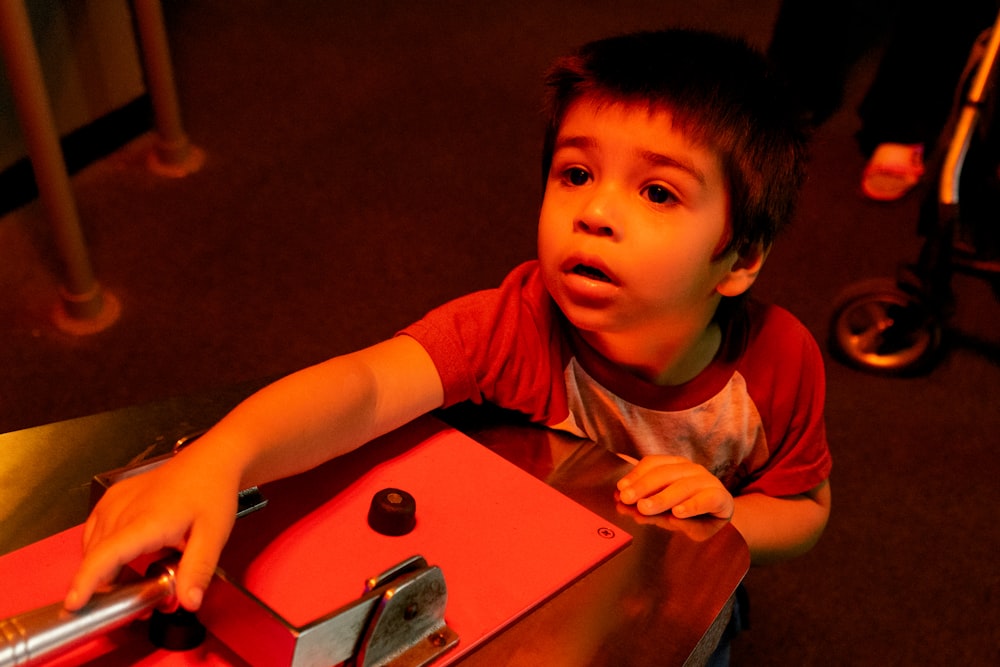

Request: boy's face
left=538, top=98, right=744, bottom=341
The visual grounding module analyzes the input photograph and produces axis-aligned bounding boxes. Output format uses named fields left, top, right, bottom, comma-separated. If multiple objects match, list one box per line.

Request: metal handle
left=939, top=8, right=1000, bottom=205
left=0, top=559, right=178, bottom=667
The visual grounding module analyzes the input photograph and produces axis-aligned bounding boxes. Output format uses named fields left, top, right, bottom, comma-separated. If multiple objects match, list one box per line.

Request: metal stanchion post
left=132, top=0, right=204, bottom=176
left=0, top=0, right=120, bottom=334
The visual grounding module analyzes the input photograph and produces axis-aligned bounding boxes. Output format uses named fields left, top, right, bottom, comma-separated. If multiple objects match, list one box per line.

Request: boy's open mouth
left=572, top=264, right=612, bottom=283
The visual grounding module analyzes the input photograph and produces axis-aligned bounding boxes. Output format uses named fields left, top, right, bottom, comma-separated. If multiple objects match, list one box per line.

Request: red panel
left=213, top=423, right=631, bottom=662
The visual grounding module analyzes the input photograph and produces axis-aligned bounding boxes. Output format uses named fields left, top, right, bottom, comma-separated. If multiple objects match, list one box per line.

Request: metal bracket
left=353, top=556, right=458, bottom=667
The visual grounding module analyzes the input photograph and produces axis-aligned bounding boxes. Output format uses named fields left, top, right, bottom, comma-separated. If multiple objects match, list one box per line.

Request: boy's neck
left=576, top=320, right=723, bottom=386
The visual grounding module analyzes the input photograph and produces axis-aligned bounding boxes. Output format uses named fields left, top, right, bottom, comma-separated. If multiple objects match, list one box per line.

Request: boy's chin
left=554, top=300, right=624, bottom=336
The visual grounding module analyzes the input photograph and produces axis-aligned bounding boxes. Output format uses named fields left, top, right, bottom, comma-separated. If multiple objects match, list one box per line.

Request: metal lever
left=353, top=560, right=457, bottom=667
left=0, top=559, right=179, bottom=667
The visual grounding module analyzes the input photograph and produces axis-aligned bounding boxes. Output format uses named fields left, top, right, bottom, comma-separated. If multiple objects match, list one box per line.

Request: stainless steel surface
left=0, top=560, right=177, bottom=667
left=0, top=378, right=271, bottom=556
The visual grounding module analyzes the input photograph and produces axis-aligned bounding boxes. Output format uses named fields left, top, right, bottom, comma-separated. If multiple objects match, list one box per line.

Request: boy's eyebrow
left=639, top=149, right=706, bottom=185
left=554, top=135, right=706, bottom=184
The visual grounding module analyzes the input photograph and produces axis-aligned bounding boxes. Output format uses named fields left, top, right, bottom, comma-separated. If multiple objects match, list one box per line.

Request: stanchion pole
left=0, top=0, right=120, bottom=334
left=132, top=0, right=204, bottom=176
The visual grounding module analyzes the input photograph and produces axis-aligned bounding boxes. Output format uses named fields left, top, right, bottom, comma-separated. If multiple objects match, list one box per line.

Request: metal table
left=0, top=384, right=748, bottom=666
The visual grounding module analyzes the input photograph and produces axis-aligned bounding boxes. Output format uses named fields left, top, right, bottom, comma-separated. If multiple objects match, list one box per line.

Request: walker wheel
left=828, top=278, right=943, bottom=375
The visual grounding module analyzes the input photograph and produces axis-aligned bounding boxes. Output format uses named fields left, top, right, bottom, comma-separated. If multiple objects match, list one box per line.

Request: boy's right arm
left=65, top=335, right=444, bottom=612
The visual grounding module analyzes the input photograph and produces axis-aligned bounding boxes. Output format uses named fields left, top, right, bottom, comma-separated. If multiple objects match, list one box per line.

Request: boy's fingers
left=617, top=457, right=695, bottom=503
left=65, top=536, right=145, bottom=610
left=175, top=553, right=217, bottom=612
left=670, top=487, right=734, bottom=520
left=634, top=479, right=698, bottom=515
left=617, top=456, right=690, bottom=504
left=81, top=515, right=97, bottom=550
left=627, top=474, right=733, bottom=519
left=618, top=455, right=688, bottom=488
left=174, top=516, right=234, bottom=611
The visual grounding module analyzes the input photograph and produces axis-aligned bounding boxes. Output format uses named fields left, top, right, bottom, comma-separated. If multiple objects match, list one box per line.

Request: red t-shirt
left=401, top=261, right=831, bottom=497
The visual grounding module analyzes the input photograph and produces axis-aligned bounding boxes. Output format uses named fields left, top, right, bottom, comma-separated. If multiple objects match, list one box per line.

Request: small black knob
left=367, top=488, right=417, bottom=536
left=148, top=607, right=206, bottom=651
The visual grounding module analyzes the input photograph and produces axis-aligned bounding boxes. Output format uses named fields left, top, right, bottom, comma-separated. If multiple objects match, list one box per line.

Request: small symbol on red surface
left=596, top=527, right=616, bottom=539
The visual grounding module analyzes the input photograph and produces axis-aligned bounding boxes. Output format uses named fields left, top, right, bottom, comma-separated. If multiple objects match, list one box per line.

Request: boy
left=66, top=29, right=831, bottom=616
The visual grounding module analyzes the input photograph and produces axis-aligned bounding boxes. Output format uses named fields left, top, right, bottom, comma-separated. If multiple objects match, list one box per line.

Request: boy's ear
left=716, top=243, right=768, bottom=297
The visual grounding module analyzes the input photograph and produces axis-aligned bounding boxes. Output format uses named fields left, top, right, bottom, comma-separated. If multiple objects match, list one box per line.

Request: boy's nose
left=575, top=192, right=621, bottom=238
left=576, top=218, right=616, bottom=237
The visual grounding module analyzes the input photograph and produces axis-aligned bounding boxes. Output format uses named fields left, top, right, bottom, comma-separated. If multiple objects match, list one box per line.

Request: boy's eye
left=564, top=168, right=590, bottom=186
left=643, top=184, right=675, bottom=204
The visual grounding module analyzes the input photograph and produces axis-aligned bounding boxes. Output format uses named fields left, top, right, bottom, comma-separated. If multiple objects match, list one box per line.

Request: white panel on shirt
left=555, top=358, right=767, bottom=488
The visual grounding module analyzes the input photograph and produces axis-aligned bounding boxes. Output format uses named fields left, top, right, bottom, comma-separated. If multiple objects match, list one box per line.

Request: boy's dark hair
left=542, top=29, right=809, bottom=258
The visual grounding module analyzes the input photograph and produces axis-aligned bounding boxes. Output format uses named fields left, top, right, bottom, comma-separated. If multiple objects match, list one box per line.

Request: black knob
left=148, top=607, right=206, bottom=651
left=367, top=488, right=417, bottom=536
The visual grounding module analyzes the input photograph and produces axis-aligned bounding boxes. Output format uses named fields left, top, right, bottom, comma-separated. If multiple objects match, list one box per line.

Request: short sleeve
left=736, top=303, right=833, bottom=497
left=398, top=261, right=570, bottom=423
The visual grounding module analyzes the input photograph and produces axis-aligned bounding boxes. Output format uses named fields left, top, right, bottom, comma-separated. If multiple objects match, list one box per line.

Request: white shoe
left=861, top=143, right=925, bottom=202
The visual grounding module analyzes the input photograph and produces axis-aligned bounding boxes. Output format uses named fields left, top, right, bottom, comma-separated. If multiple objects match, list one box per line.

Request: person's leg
left=858, top=1, right=997, bottom=200
left=857, top=4, right=992, bottom=152
left=768, top=0, right=898, bottom=127
left=768, top=0, right=860, bottom=125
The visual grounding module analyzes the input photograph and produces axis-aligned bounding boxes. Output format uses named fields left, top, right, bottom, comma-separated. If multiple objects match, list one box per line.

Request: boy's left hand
left=616, top=455, right=734, bottom=520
